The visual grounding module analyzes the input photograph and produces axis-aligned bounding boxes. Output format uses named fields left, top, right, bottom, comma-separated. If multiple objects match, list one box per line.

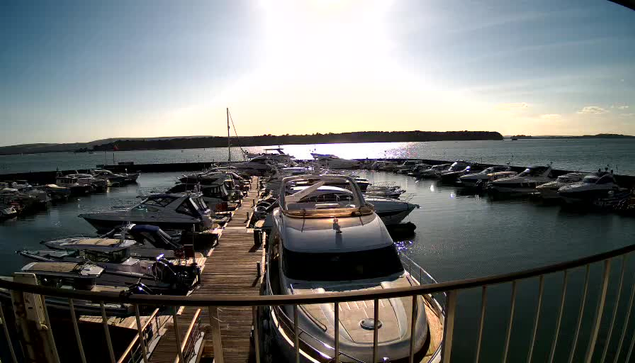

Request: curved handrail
left=2, top=243, right=635, bottom=306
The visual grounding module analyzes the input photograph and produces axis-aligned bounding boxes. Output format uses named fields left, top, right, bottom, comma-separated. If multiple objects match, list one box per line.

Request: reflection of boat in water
left=261, top=175, right=443, bottom=362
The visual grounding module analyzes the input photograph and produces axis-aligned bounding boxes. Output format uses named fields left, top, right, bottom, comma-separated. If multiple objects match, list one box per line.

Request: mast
left=227, top=107, right=231, bottom=162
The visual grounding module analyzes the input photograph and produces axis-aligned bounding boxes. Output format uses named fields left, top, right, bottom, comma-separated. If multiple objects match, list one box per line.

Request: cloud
left=614, top=105, right=629, bottom=110
left=495, top=102, right=529, bottom=111
left=620, top=113, right=634, bottom=117
left=577, top=106, right=609, bottom=115
left=539, top=114, right=562, bottom=120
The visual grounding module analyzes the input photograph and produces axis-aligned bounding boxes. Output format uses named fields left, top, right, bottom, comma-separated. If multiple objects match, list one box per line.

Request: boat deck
left=149, top=177, right=263, bottom=363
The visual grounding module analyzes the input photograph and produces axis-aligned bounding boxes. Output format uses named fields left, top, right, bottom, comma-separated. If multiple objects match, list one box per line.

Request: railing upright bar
left=502, top=281, right=518, bottom=363
left=474, top=286, right=487, bottom=363
left=41, top=296, right=61, bottom=363
left=252, top=306, right=261, bottom=363
left=68, top=299, right=87, bottom=363
left=548, top=270, right=569, bottom=363
left=0, top=302, right=18, bottom=363
left=584, top=259, right=612, bottom=363
left=568, top=264, right=591, bottom=363
left=442, top=291, right=457, bottom=363
left=100, top=302, right=117, bottom=363
left=334, top=302, right=340, bottom=363
left=294, top=304, right=300, bottom=363
left=601, top=255, right=627, bottom=362
left=208, top=306, right=224, bottom=363
left=172, top=309, right=185, bottom=363
left=135, top=305, right=149, bottom=363
left=526, top=275, right=544, bottom=363
left=373, top=298, right=379, bottom=363
left=409, top=295, right=417, bottom=363
left=626, top=321, right=635, bottom=363
left=614, top=262, right=635, bottom=363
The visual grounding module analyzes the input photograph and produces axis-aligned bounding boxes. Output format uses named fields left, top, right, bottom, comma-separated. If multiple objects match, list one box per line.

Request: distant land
left=505, top=133, right=635, bottom=139
left=0, top=131, right=503, bottom=155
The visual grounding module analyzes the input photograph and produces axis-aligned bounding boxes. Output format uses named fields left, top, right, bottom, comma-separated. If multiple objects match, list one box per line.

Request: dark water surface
left=1, top=171, right=635, bottom=362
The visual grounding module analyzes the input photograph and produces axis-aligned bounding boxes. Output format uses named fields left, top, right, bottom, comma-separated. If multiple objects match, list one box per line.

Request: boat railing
left=3, top=243, right=635, bottom=362
left=399, top=252, right=447, bottom=309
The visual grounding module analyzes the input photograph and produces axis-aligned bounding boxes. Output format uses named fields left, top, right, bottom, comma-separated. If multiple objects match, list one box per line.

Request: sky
left=0, top=0, right=634, bottom=146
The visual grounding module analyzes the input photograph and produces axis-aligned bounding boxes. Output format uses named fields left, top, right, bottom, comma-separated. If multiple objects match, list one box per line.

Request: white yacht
left=365, top=196, right=420, bottom=225
left=261, top=175, right=442, bottom=363
left=459, top=165, right=514, bottom=188
left=1, top=205, right=18, bottom=220
left=438, top=161, right=473, bottom=184
left=311, top=153, right=360, bottom=169
left=415, top=164, right=452, bottom=179
left=488, top=165, right=553, bottom=195
left=558, top=171, right=626, bottom=204
left=536, top=172, right=587, bottom=200
left=365, top=183, right=405, bottom=199
left=79, top=193, right=213, bottom=233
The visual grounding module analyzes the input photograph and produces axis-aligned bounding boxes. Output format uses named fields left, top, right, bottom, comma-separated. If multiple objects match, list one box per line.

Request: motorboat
left=488, top=165, right=553, bottom=195
left=536, top=172, right=586, bottom=200
left=365, top=183, right=405, bottom=199
left=438, top=161, right=474, bottom=184
left=168, top=181, right=239, bottom=212
left=261, top=174, right=441, bottom=362
left=91, top=169, right=127, bottom=186
left=17, top=245, right=201, bottom=295
left=395, top=160, right=424, bottom=174
left=459, top=165, right=514, bottom=188
left=370, top=160, right=400, bottom=172
left=365, top=196, right=420, bottom=225
left=38, top=184, right=71, bottom=203
left=1, top=205, right=18, bottom=220
left=311, top=153, right=360, bottom=169
left=415, top=164, right=452, bottom=179
left=0, top=262, right=154, bottom=316
left=244, top=147, right=295, bottom=165
left=79, top=193, right=214, bottom=233
left=407, top=163, right=432, bottom=177
left=558, top=171, right=627, bottom=204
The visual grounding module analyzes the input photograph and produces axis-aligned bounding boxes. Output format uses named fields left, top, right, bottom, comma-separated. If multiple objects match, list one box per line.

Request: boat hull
left=82, top=216, right=200, bottom=234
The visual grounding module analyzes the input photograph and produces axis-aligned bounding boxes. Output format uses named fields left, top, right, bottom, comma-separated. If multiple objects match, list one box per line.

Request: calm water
left=1, top=138, right=634, bottom=175
left=1, top=171, right=635, bottom=361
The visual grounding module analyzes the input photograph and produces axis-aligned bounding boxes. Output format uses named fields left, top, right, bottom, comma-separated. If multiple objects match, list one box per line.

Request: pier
left=149, top=177, right=263, bottom=363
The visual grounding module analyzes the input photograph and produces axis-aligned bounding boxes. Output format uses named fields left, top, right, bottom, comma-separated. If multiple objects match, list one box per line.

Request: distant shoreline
left=506, top=133, right=634, bottom=140
left=0, top=131, right=503, bottom=156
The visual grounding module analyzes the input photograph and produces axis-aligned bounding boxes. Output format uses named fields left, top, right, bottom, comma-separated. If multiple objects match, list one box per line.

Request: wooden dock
left=149, top=178, right=263, bottom=363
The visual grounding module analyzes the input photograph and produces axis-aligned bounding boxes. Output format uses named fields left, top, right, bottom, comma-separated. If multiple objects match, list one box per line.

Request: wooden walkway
left=149, top=178, right=263, bottom=363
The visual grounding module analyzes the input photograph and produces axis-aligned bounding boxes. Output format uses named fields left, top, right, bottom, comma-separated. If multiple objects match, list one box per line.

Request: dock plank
left=149, top=177, right=262, bottom=363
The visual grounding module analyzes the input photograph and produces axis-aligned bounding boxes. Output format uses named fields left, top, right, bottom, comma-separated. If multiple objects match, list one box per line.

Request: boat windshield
left=282, top=246, right=404, bottom=281
left=142, top=196, right=177, bottom=207
left=583, top=176, right=599, bottom=184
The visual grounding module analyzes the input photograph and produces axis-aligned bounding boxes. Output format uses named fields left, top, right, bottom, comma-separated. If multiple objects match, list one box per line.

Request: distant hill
left=0, top=131, right=503, bottom=155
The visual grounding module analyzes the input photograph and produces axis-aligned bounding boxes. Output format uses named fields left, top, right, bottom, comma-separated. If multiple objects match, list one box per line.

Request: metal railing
left=3, top=243, right=635, bottom=362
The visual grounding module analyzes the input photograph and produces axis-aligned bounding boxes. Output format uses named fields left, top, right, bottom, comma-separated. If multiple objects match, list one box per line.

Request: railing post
left=442, top=290, right=458, bottom=363
left=474, top=286, right=487, bottom=363
left=134, top=304, right=149, bottom=363
left=101, top=302, right=116, bottom=363
left=252, top=306, right=261, bottom=363
left=208, top=306, right=224, bottom=363
left=0, top=302, right=18, bottom=363
left=334, top=302, right=340, bottom=363
left=527, top=276, right=544, bottom=363
left=373, top=298, right=380, bottom=363
left=569, top=265, right=591, bottom=363
left=585, top=259, right=612, bottom=363
left=68, top=299, right=88, bottom=363
left=614, top=265, right=635, bottom=363
left=503, top=281, right=518, bottom=363
left=601, top=255, right=627, bottom=362
left=548, top=270, right=569, bottom=363
left=10, top=273, right=59, bottom=363
left=409, top=295, right=418, bottom=363
left=294, top=305, right=300, bottom=363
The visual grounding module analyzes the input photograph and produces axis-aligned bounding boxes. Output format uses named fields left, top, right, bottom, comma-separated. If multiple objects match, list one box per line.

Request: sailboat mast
left=227, top=107, right=231, bottom=162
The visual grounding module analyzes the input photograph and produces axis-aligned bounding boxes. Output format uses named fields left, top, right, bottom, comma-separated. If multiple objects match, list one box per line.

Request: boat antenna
left=227, top=109, right=247, bottom=160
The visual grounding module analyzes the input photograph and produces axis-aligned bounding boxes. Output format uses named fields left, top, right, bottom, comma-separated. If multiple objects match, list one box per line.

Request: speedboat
left=234, top=156, right=277, bottom=176
left=558, top=171, right=626, bottom=204
left=92, top=169, right=127, bottom=186
left=395, top=160, right=424, bottom=174
left=17, top=245, right=201, bottom=295
left=536, top=172, right=586, bottom=200
left=415, top=164, right=451, bottom=179
left=261, top=174, right=441, bottom=363
left=365, top=183, right=405, bottom=199
left=438, top=161, right=474, bottom=184
left=79, top=193, right=213, bottom=233
left=311, top=153, right=360, bottom=169
left=365, top=196, right=420, bottom=225
left=0, top=262, right=154, bottom=316
left=488, top=165, right=553, bottom=195
left=459, top=165, right=514, bottom=188
left=1, top=205, right=18, bottom=220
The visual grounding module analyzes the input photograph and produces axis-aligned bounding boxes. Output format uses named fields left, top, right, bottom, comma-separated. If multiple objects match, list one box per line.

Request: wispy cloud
left=620, top=113, right=634, bottom=117
left=577, top=106, right=609, bottom=115
left=495, top=102, right=529, bottom=111
left=611, top=104, right=630, bottom=110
